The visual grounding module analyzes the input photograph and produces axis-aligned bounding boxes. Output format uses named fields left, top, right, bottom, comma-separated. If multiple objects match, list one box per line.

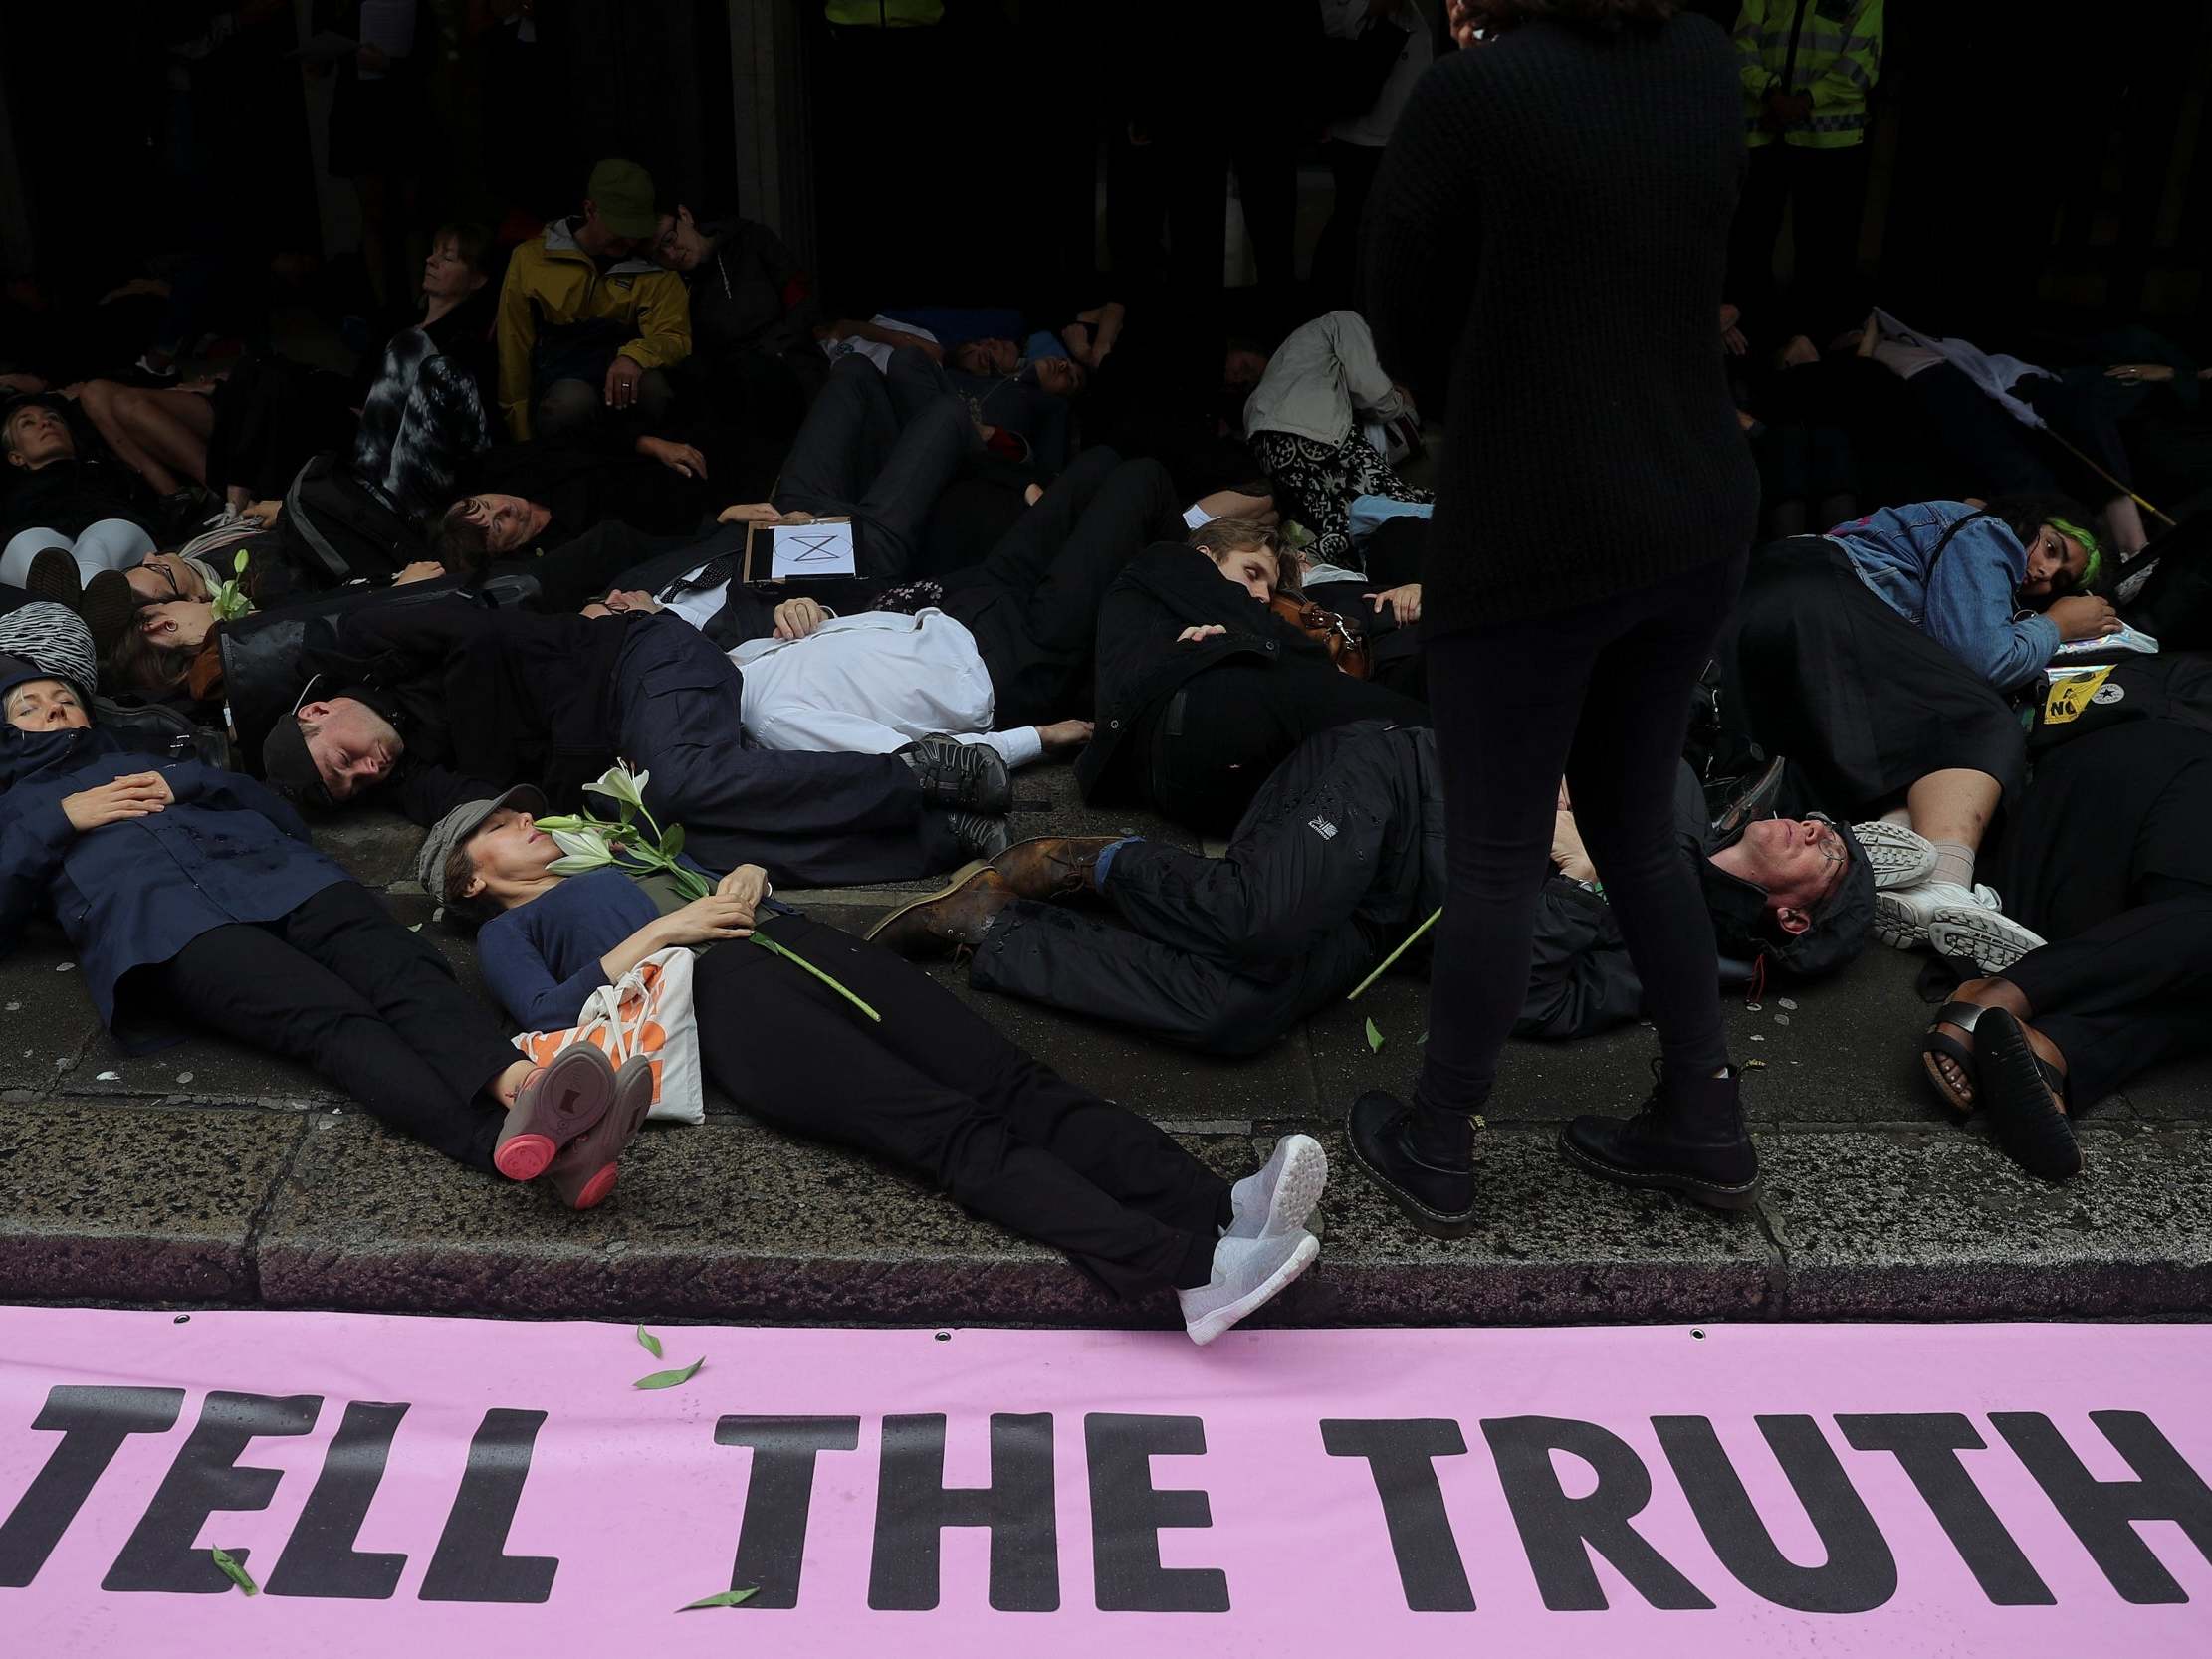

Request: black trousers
left=1145, top=663, right=1430, bottom=835
left=774, top=349, right=976, bottom=581
left=1727, top=141, right=1871, bottom=348
left=611, top=619, right=958, bottom=887
left=695, top=916, right=1229, bottom=1300
left=946, top=450, right=1183, bottom=727
left=1419, top=554, right=1746, bottom=1116
left=151, top=882, right=521, bottom=1172
left=2007, top=892, right=2212, bottom=1111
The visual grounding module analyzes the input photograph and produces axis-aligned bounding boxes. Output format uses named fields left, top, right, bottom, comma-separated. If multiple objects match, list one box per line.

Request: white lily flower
left=548, top=826, right=611, bottom=863
left=583, top=765, right=649, bottom=810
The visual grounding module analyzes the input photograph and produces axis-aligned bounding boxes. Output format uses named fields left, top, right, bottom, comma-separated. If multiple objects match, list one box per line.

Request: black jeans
left=774, top=348, right=977, bottom=580
left=2007, top=892, right=2212, bottom=1111
left=1417, top=553, right=1748, bottom=1116
left=1145, top=663, right=1430, bottom=835
left=945, top=450, right=1183, bottom=727
left=695, top=916, right=1230, bottom=1300
left=151, top=882, right=521, bottom=1172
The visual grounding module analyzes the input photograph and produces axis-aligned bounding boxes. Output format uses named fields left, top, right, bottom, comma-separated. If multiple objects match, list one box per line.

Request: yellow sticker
left=2043, top=666, right=2114, bottom=726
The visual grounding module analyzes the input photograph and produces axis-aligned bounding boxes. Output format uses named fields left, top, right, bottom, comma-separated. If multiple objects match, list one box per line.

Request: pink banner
left=3, top=1308, right=2209, bottom=1655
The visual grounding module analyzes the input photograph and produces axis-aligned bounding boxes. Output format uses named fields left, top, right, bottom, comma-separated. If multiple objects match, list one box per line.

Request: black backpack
left=279, top=453, right=426, bottom=585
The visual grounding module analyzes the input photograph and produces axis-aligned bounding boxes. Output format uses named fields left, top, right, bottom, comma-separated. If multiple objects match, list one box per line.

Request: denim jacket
left=1827, top=501, right=2062, bottom=692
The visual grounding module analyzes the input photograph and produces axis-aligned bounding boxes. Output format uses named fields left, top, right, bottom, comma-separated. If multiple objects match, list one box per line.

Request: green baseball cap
left=585, top=158, right=658, bottom=241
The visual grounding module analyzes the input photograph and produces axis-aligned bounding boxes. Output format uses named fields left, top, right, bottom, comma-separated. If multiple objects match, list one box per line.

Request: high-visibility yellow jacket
left=1735, top=0, right=1884, bottom=150
left=495, top=219, right=694, bottom=441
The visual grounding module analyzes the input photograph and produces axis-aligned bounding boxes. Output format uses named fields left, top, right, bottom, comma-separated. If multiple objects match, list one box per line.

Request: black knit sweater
left=1361, top=15, right=1758, bottom=633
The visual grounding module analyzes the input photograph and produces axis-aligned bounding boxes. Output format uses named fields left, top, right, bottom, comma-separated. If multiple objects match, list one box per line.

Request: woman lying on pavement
left=1915, top=719, right=2212, bottom=1182
left=0, top=667, right=648, bottom=1207
left=426, top=787, right=1330, bottom=1345
left=1717, top=494, right=2115, bottom=956
left=1079, top=519, right=1429, bottom=835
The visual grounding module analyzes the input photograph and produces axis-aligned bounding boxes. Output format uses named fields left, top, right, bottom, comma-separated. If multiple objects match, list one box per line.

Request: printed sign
left=766, top=521, right=858, bottom=579
left=2043, top=666, right=2115, bottom=726
left=3, top=1310, right=2209, bottom=1656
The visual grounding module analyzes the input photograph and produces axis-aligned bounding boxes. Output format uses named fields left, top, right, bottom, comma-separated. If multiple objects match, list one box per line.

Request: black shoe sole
left=1556, top=1129, right=1761, bottom=1212
left=1976, top=1009, right=2083, bottom=1182
left=1346, top=1126, right=1479, bottom=1240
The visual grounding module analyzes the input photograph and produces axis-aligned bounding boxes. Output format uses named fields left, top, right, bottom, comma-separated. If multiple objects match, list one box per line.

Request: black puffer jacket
left=1077, top=541, right=1335, bottom=802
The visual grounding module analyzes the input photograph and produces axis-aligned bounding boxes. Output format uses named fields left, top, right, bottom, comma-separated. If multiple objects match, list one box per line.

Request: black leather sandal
left=1973, top=1007, right=2082, bottom=1181
left=1921, top=1000, right=1988, bottom=1115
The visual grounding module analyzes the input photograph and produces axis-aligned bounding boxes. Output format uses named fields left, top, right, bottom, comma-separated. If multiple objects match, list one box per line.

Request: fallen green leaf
left=1364, top=1017, right=1385, bottom=1053
left=677, top=1587, right=759, bottom=1612
left=635, top=1324, right=664, bottom=1359
left=210, top=1546, right=259, bottom=1596
left=634, top=1355, right=706, bottom=1390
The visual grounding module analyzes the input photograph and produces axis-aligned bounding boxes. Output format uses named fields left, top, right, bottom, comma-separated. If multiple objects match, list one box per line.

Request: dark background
left=3, top=1, right=2207, bottom=347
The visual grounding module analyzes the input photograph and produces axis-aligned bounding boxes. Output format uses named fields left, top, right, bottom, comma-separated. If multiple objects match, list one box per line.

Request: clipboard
left=743, top=517, right=857, bottom=581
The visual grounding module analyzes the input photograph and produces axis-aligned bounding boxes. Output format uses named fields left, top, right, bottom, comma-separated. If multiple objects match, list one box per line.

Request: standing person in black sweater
left=1348, top=0, right=1762, bottom=1232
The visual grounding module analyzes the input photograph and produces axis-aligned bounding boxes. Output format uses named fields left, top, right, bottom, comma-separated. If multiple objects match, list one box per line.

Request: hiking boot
left=1225, top=1134, right=1329, bottom=1241
left=1875, top=880, right=2002, bottom=951
left=866, top=864, right=1020, bottom=956
left=1708, top=756, right=1788, bottom=839
left=496, top=1042, right=617, bottom=1181
left=80, top=570, right=137, bottom=658
left=1178, top=1227, right=1319, bottom=1346
left=1927, top=905, right=2047, bottom=976
left=900, top=735, right=1011, bottom=813
left=1346, top=1089, right=1477, bottom=1238
left=1559, top=1062, right=1759, bottom=1211
left=1849, top=821, right=1942, bottom=891
left=989, top=834, right=1119, bottom=902
left=545, top=1053, right=655, bottom=1210
left=947, top=810, right=1011, bottom=862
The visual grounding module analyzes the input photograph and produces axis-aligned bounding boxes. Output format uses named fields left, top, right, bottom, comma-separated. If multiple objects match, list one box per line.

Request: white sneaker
left=1848, top=821, right=1941, bottom=891
left=1927, top=905, right=2047, bottom=975
left=1874, top=881, right=2001, bottom=951
left=1178, top=1228, right=1319, bottom=1347
left=1226, top=1134, right=1328, bottom=1241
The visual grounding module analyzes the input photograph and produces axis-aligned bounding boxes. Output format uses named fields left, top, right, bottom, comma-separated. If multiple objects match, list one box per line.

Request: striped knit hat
left=0, top=603, right=98, bottom=704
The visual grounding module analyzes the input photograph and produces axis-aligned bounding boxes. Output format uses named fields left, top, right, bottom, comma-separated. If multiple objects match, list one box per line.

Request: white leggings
left=2, top=519, right=156, bottom=589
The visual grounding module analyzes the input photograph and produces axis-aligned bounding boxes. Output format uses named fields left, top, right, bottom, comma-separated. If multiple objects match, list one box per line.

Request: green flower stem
left=1345, top=907, right=1441, bottom=1002
left=748, top=933, right=881, bottom=1022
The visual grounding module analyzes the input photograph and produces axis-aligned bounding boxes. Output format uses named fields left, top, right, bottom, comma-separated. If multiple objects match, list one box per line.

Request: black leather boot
left=1347, top=1090, right=1478, bottom=1238
left=1560, top=1062, right=1759, bottom=1211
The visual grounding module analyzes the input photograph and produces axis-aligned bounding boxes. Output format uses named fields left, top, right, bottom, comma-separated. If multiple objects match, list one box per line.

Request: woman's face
left=421, top=236, right=485, bottom=303
left=125, top=552, right=210, bottom=604
left=135, top=600, right=215, bottom=652
left=650, top=208, right=710, bottom=273
left=1206, top=544, right=1280, bottom=603
left=465, top=807, right=559, bottom=901
left=2020, top=523, right=2090, bottom=601
left=5, top=678, right=89, bottom=732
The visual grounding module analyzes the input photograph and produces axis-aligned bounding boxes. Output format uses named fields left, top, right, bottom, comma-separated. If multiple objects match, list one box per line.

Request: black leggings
left=1417, top=553, right=1748, bottom=1116
left=693, top=916, right=1230, bottom=1301
left=150, top=882, right=522, bottom=1171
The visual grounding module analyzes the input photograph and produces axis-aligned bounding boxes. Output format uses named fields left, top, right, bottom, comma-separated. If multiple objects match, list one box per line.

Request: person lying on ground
left=426, top=789, right=1330, bottom=1344
left=2, top=394, right=163, bottom=645
left=1717, top=496, right=2114, bottom=955
left=255, top=592, right=1017, bottom=885
left=870, top=725, right=1872, bottom=1082
left=426, top=423, right=721, bottom=571
left=0, top=667, right=646, bottom=1208
left=1078, top=519, right=1429, bottom=834
left=605, top=448, right=1256, bottom=734
left=1912, top=720, right=2212, bottom=1184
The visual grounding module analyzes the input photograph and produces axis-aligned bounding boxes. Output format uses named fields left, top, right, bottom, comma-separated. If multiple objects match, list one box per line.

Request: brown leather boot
left=866, top=865, right=1022, bottom=956
left=989, top=835, right=1120, bottom=902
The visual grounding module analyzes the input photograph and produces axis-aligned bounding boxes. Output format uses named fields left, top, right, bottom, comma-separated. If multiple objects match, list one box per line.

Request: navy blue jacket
left=0, top=726, right=348, bottom=1046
